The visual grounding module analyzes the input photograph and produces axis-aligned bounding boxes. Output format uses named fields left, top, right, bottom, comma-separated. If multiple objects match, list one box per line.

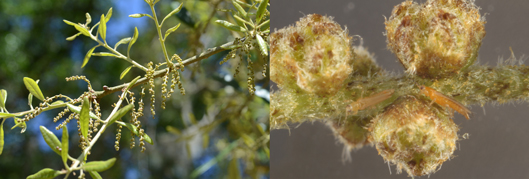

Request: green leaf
left=66, top=32, right=81, bottom=41
left=0, top=121, right=4, bottom=155
left=162, top=3, right=183, bottom=25
left=105, top=7, right=113, bottom=22
left=65, top=103, right=99, bottom=120
left=120, top=66, right=133, bottom=80
left=121, top=122, right=153, bottom=144
left=12, top=117, right=27, bottom=133
left=80, top=97, right=90, bottom=140
left=0, top=113, right=15, bottom=118
left=114, top=37, right=132, bottom=49
left=39, top=126, right=62, bottom=155
left=126, top=76, right=141, bottom=91
left=98, top=14, right=107, bottom=40
left=92, top=52, right=118, bottom=57
left=257, top=19, right=269, bottom=30
left=83, top=158, right=116, bottom=172
left=88, top=171, right=102, bottom=179
left=232, top=0, right=247, bottom=18
left=26, top=168, right=60, bottom=179
left=256, top=0, right=269, bottom=22
left=23, top=77, right=45, bottom=101
left=107, top=103, right=134, bottom=126
left=51, top=100, right=64, bottom=105
left=64, top=20, right=91, bottom=37
left=203, top=134, right=209, bottom=149
left=82, top=46, right=98, bottom=68
left=215, top=20, right=246, bottom=32
left=128, top=27, right=139, bottom=54
left=256, top=34, right=268, bottom=56
left=86, top=13, right=92, bottom=24
left=0, top=89, right=6, bottom=110
left=233, top=15, right=252, bottom=27
left=61, top=126, right=69, bottom=166
left=228, top=158, right=241, bottom=179
left=129, top=14, right=151, bottom=18
left=164, top=23, right=181, bottom=40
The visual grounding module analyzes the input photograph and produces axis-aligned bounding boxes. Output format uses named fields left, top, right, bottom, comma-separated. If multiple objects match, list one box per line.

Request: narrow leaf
left=98, top=14, right=107, bottom=40
left=144, top=133, right=153, bottom=145
left=66, top=32, right=81, bottom=41
left=39, top=126, right=62, bottom=155
left=86, top=13, right=92, bottom=24
left=0, top=113, right=16, bottom=118
left=162, top=3, right=183, bottom=25
left=256, top=34, right=268, bottom=56
left=233, top=15, right=252, bottom=27
left=120, top=66, right=133, bottom=80
left=28, top=93, right=33, bottom=109
left=215, top=20, right=246, bottom=32
left=23, top=77, right=45, bottom=101
left=257, top=19, right=269, bottom=30
left=51, top=100, right=64, bottom=105
left=126, top=76, right=141, bottom=91
left=164, top=23, right=181, bottom=40
left=61, top=126, right=69, bottom=165
left=63, top=20, right=90, bottom=36
left=232, top=0, right=247, bottom=18
left=92, top=52, right=118, bottom=57
left=107, top=103, right=134, bottom=126
left=82, top=46, right=98, bottom=68
left=80, top=97, right=90, bottom=140
left=83, top=158, right=116, bottom=172
left=122, top=122, right=153, bottom=144
left=0, top=89, right=6, bottom=109
left=114, top=37, right=132, bottom=49
left=65, top=104, right=99, bottom=120
left=12, top=117, right=27, bottom=133
left=0, top=121, right=4, bottom=155
left=88, top=171, right=102, bottom=179
left=256, top=0, right=269, bottom=22
left=129, top=14, right=151, bottom=18
left=105, top=7, right=113, bottom=22
left=26, top=168, right=60, bottom=179
left=228, top=158, right=242, bottom=179
left=127, top=27, right=139, bottom=54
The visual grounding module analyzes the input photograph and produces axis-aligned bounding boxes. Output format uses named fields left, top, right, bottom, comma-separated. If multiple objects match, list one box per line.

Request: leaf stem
left=150, top=4, right=172, bottom=66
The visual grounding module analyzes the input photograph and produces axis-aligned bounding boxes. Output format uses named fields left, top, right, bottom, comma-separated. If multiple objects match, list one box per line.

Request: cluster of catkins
left=271, top=0, right=486, bottom=177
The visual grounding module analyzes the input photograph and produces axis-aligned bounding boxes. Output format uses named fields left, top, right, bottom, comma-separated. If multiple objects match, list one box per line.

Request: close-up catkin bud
left=271, top=14, right=354, bottom=96
left=370, top=95, right=459, bottom=177
left=385, top=0, right=486, bottom=78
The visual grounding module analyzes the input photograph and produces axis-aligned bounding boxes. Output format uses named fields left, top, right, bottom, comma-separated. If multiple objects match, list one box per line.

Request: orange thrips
left=346, top=89, right=395, bottom=114
left=419, top=85, right=471, bottom=120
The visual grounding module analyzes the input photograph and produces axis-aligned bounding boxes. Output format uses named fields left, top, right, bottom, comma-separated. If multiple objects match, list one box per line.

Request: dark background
left=271, top=1, right=529, bottom=178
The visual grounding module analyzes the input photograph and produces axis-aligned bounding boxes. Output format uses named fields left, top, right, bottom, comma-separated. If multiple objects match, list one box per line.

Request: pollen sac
left=271, top=14, right=353, bottom=96
left=370, top=95, right=459, bottom=177
left=385, top=0, right=486, bottom=78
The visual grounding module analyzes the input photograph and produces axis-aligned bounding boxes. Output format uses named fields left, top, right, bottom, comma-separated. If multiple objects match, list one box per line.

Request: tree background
left=271, top=0, right=529, bottom=178
left=0, top=0, right=269, bottom=178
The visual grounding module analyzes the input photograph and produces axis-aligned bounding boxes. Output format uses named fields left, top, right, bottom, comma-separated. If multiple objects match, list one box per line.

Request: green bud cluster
left=370, top=96, right=458, bottom=176
left=385, top=0, right=486, bottom=78
left=271, top=14, right=354, bottom=96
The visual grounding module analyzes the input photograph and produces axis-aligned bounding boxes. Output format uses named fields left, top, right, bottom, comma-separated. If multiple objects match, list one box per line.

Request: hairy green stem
left=271, top=63, right=529, bottom=129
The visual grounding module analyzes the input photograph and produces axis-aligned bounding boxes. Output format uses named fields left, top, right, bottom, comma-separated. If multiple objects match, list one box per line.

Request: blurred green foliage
left=0, top=0, right=269, bottom=178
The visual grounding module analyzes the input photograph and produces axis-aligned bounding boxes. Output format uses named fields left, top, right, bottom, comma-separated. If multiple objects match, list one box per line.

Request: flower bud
left=385, top=0, right=486, bottom=78
left=370, top=95, right=459, bottom=176
left=271, top=14, right=353, bottom=96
